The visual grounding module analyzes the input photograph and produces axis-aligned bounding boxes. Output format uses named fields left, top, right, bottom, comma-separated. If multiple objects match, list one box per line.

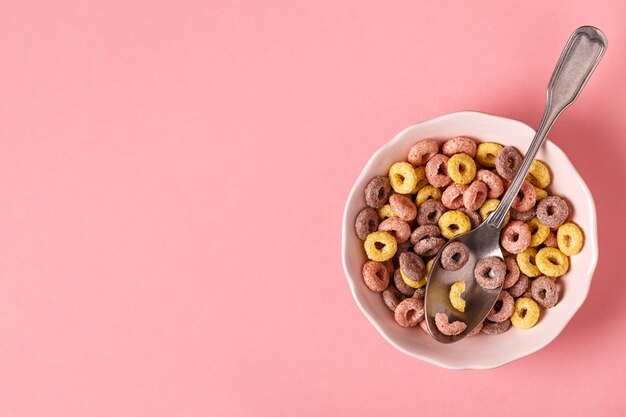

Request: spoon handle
left=488, top=26, right=607, bottom=229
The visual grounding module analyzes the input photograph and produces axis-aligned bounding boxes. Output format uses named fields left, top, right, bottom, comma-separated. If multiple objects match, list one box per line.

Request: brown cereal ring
left=476, top=142, right=503, bottom=167
left=474, top=257, right=506, bottom=289
left=412, top=286, right=426, bottom=301
left=411, top=225, right=446, bottom=257
left=481, top=319, right=511, bottom=335
left=365, top=176, right=392, bottom=209
left=382, top=260, right=395, bottom=278
left=378, top=217, right=411, bottom=244
left=508, top=273, right=530, bottom=298
left=468, top=321, right=484, bottom=337
left=463, top=180, right=488, bottom=211
left=417, top=199, right=446, bottom=226
left=362, top=260, right=390, bottom=292
left=382, top=286, right=406, bottom=312
left=476, top=169, right=504, bottom=198
left=434, top=312, right=467, bottom=336
left=442, top=183, right=469, bottom=209
left=393, top=269, right=416, bottom=296
left=500, top=220, right=531, bottom=254
left=425, top=154, right=452, bottom=188
left=458, top=207, right=482, bottom=229
left=441, top=241, right=470, bottom=271
left=442, top=136, right=477, bottom=158
left=531, top=276, right=559, bottom=308
left=389, top=193, right=417, bottom=222
left=536, top=196, right=569, bottom=228
left=355, top=207, right=379, bottom=240
left=503, top=257, right=521, bottom=289
left=512, top=180, right=537, bottom=212
left=495, top=146, right=523, bottom=180
left=487, top=290, right=515, bottom=322
left=543, top=231, right=558, bottom=248
left=408, top=139, right=439, bottom=166
left=510, top=206, right=536, bottom=222
left=394, top=298, right=424, bottom=327
left=399, top=251, right=425, bottom=281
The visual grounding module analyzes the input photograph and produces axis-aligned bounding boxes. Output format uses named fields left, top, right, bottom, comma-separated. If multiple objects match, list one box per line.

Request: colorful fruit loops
left=355, top=136, right=584, bottom=337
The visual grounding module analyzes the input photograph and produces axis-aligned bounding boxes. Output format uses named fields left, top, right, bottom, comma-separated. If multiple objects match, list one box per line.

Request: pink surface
left=0, top=1, right=624, bottom=416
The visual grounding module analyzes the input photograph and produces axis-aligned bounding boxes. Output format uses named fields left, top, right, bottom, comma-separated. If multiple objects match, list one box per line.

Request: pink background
left=1, top=1, right=625, bottom=416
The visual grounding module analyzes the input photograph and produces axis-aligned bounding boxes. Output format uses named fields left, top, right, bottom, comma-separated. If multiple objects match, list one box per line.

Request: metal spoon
left=424, top=26, right=607, bottom=343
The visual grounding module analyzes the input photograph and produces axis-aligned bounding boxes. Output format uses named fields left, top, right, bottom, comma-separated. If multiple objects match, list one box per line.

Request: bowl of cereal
left=341, top=111, right=598, bottom=369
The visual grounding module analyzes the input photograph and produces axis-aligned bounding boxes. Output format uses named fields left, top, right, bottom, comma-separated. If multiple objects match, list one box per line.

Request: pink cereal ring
left=362, top=261, right=390, bottom=292
left=434, top=312, right=467, bottom=336
left=476, top=169, right=504, bottom=198
left=441, top=183, right=468, bottom=209
left=408, top=139, right=439, bottom=166
left=378, top=217, right=411, bottom=244
left=543, top=231, right=558, bottom=248
left=442, top=136, right=477, bottom=158
left=425, top=154, right=452, bottom=188
left=503, top=257, right=521, bottom=289
left=500, top=220, right=531, bottom=254
left=394, top=298, right=424, bottom=327
left=389, top=193, right=417, bottom=222
left=468, top=321, right=483, bottom=337
left=512, top=180, right=537, bottom=212
left=463, top=180, right=488, bottom=211
left=487, top=290, right=515, bottom=322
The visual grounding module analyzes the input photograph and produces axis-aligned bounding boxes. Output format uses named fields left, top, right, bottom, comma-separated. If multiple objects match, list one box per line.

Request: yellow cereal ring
left=425, top=258, right=435, bottom=276
left=526, top=160, right=551, bottom=189
left=416, top=185, right=443, bottom=205
left=479, top=198, right=510, bottom=225
left=389, top=162, right=418, bottom=194
left=533, top=186, right=548, bottom=201
left=377, top=204, right=395, bottom=220
left=536, top=247, right=569, bottom=277
left=438, top=210, right=471, bottom=239
left=449, top=281, right=466, bottom=312
left=475, top=142, right=503, bottom=167
left=447, top=153, right=476, bottom=184
left=557, top=222, right=584, bottom=256
left=527, top=217, right=550, bottom=247
left=409, top=166, right=429, bottom=194
left=364, top=231, right=398, bottom=262
left=517, top=247, right=540, bottom=277
left=511, top=297, right=540, bottom=329
left=400, top=269, right=427, bottom=288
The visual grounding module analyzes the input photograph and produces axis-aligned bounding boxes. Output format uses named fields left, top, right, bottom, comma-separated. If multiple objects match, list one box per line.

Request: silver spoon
left=424, top=26, right=607, bottom=343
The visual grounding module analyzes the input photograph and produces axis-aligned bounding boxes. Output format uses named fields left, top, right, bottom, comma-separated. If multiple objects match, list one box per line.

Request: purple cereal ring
left=355, top=207, right=379, bottom=240
left=417, top=199, right=446, bottom=226
left=458, top=207, right=481, bottom=229
left=543, top=231, right=558, bottom=248
left=536, top=196, right=569, bottom=228
left=389, top=193, right=417, bottom=222
left=531, top=276, right=559, bottom=308
left=408, top=139, right=439, bottom=166
left=496, top=146, right=523, bottom=180
left=399, top=252, right=425, bottom=281
left=441, top=241, right=470, bottom=271
left=500, top=220, right=531, bottom=254
left=394, top=298, right=424, bottom=327
left=476, top=169, right=504, bottom=198
left=463, top=180, right=488, bottom=211
left=510, top=206, right=536, bottom=222
left=512, top=180, right=536, bottom=212
left=382, top=286, right=406, bottom=312
left=487, top=290, right=515, bottom=322
left=362, top=260, right=390, bottom=292
left=481, top=319, right=511, bottom=335
left=378, top=217, right=411, bottom=244
left=442, top=136, right=477, bottom=158
left=508, top=273, right=530, bottom=298
left=393, top=269, right=415, bottom=296
left=411, top=225, right=445, bottom=257
left=365, top=176, right=392, bottom=209
left=503, top=257, right=521, bottom=289
left=441, top=183, right=468, bottom=209
left=425, top=154, right=452, bottom=188
left=412, top=286, right=426, bottom=301
left=468, top=321, right=483, bottom=337
left=434, top=312, right=467, bottom=336
left=474, top=257, right=506, bottom=289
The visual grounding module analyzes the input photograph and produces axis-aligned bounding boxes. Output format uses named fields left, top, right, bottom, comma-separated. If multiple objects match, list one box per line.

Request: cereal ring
left=434, top=312, right=467, bottom=336
left=412, top=286, right=426, bottom=301
left=409, top=166, right=429, bottom=194
left=458, top=208, right=481, bottom=229
left=399, top=252, right=425, bottom=281
left=476, top=169, right=504, bottom=198
left=487, top=290, right=514, bottom=322
left=463, top=180, right=488, bottom=211
left=441, top=183, right=468, bottom=209
left=508, top=273, right=530, bottom=298
left=475, top=142, right=503, bottom=167
left=382, top=259, right=395, bottom=277
left=534, top=186, right=548, bottom=201
left=401, top=269, right=427, bottom=289
left=503, top=257, right=521, bottom=289
left=441, top=241, right=470, bottom=271
left=526, top=160, right=551, bottom=189
left=536, top=196, right=569, bottom=228
left=510, top=207, right=535, bottom=222
left=389, top=162, right=418, bottom=194
left=394, top=298, right=424, bottom=327
left=408, top=139, right=439, bottom=166
left=417, top=199, right=446, bottom=226
left=479, top=199, right=510, bottom=225
left=355, top=208, right=379, bottom=240
left=495, top=146, right=523, bottom=180
left=425, top=258, right=435, bottom=276
left=512, top=180, right=536, bottom=212
left=393, top=269, right=416, bottom=296
left=389, top=194, right=417, bottom=222
left=557, top=222, right=584, bottom=255
left=516, top=248, right=540, bottom=277
left=500, top=220, right=531, bottom=254
left=447, top=153, right=477, bottom=184
left=382, top=286, right=406, bottom=312
left=419, top=318, right=430, bottom=335
left=438, top=210, right=471, bottom=239
left=531, top=276, right=559, bottom=308
left=425, top=154, right=452, bottom=188
left=377, top=204, right=395, bottom=220
left=536, top=247, right=569, bottom=277
left=510, top=297, right=540, bottom=329
left=365, top=176, right=392, bottom=209
left=543, top=231, right=558, bottom=248
left=416, top=185, right=443, bottom=205
left=481, top=319, right=511, bottom=335
left=361, top=260, right=390, bottom=292
left=442, top=136, right=477, bottom=158
left=364, top=231, right=398, bottom=262
left=522, top=289, right=533, bottom=299
left=527, top=217, right=550, bottom=247
left=474, top=257, right=506, bottom=289
left=449, top=281, right=466, bottom=312
left=466, top=321, right=483, bottom=337
left=378, top=217, right=411, bottom=244
left=411, top=225, right=445, bottom=257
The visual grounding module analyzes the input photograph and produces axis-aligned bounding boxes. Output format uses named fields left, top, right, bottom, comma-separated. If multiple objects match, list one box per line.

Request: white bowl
left=342, top=111, right=598, bottom=369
